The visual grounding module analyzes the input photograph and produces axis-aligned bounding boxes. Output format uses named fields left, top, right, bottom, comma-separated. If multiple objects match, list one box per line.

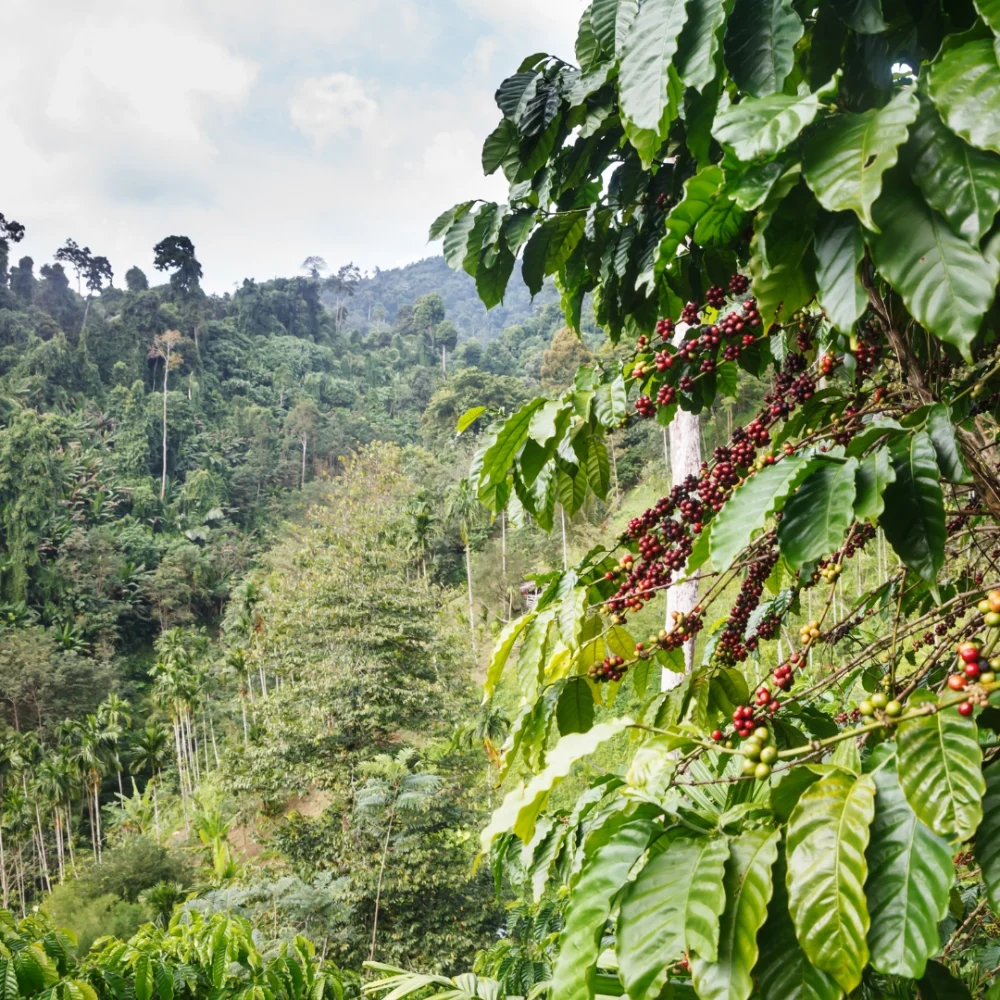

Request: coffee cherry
left=858, top=700, right=874, bottom=717
left=760, top=746, right=777, bottom=765
left=981, top=671, right=997, bottom=685
left=712, top=730, right=724, bottom=742
left=989, top=589, right=1000, bottom=613
left=743, top=740, right=762, bottom=760
left=948, top=673, right=968, bottom=691
left=753, top=726, right=770, bottom=742
left=958, top=642, right=981, bottom=664
left=742, top=757, right=758, bottom=776
left=979, top=599, right=991, bottom=614
left=986, top=612, right=1000, bottom=628
left=871, top=692, right=888, bottom=710
left=958, top=701, right=974, bottom=717
left=754, top=762, right=772, bottom=780
left=885, top=700, right=903, bottom=717
left=965, top=661, right=982, bottom=680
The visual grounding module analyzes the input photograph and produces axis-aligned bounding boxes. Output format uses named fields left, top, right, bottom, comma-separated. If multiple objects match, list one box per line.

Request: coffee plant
left=420, top=0, right=1000, bottom=997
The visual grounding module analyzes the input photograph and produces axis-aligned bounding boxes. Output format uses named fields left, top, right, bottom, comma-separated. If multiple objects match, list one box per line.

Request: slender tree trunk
left=86, top=789, right=97, bottom=861
left=664, top=408, right=702, bottom=690
left=64, top=800, right=77, bottom=877
left=210, top=715, right=221, bottom=768
left=160, top=344, right=170, bottom=500
left=202, top=716, right=211, bottom=774
left=81, top=295, right=92, bottom=334
left=259, top=665, right=268, bottom=698
left=501, top=510, right=507, bottom=577
left=442, top=344, right=447, bottom=375
left=117, top=769, right=124, bottom=798
left=152, top=777, right=160, bottom=839
left=662, top=426, right=670, bottom=473
left=465, top=541, right=477, bottom=655
left=35, top=803, right=51, bottom=892
left=241, top=699, right=249, bottom=745
left=53, top=808, right=64, bottom=883
left=93, top=782, right=103, bottom=863
left=560, top=507, right=568, bottom=571
left=368, top=810, right=395, bottom=964
left=0, top=821, right=8, bottom=908
left=301, top=434, right=307, bottom=489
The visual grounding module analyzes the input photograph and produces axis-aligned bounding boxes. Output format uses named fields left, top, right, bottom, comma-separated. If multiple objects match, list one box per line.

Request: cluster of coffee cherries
left=589, top=654, right=628, bottom=683
left=731, top=705, right=760, bottom=739
left=950, top=633, right=998, bottom=716
left=738, top=725, right=777, bottom=780
left=715, top=549, right=780, bottom=664
left=809, top=523, right=876, bottom=589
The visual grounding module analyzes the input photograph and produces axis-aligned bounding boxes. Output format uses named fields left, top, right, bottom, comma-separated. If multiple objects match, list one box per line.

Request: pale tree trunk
left=64, top=800, right=77, bottom=876
left=81, top=296, right=92, bottom=335
left=35, top=803, right=51, bottom=891
left=465, top=540, right=477, bottom=655
left=442, top=344, right=447, bottom=375
left=160, top=345, right=170, bottom=500
left=0, top=822, right=7, bottom=908
left=501, top=510, right=507, bottom=577
left=663, top=407, right=702, bottom=691
left=301, top=434, right=308, bottom=489
left=368, top=809, right=395, bottom=964
left=560, top=507, right=568, bottom=570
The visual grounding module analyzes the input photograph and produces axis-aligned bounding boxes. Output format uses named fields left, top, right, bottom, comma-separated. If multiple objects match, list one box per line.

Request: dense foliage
left=392, top=0, right=1000, bottom=997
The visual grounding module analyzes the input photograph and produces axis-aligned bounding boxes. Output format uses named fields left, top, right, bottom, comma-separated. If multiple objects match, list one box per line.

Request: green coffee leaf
left=786, top=771, right=876, bottom=994
left=616, top=834, right=728, bottom=999
left=865, top=757, right=954, bottom=978
left=691, top=829, right=780, bottom=1000
left=802, top=87, right=918, bottom=231
left=777, top=458, right=858, bottom=569
left=927, top=38, right=1000, bottom=156
left=896, top=690, right=985, bottom=841
left=724, top=0, right=803, bottom=97
left=879, top=431, right=945, bottom=584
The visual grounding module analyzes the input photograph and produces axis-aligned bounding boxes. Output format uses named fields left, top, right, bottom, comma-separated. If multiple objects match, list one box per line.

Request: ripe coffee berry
left=706, top=285, right=726, bottom=309
left=729, top=273, right=749, bottom=295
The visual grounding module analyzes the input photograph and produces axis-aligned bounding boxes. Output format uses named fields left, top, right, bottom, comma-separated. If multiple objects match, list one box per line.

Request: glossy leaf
left=813, top=210, right=867, bottom=333
left=551, top=819, right=657, bottom=1000
left=522, top=215, right=587, bottom=296
left=777, top=458, right=858, bottom=569
left=557, top=677, right=595, bottom=735
left=926, top=404, right=972, bottom=484
left=802, top=87, right=918, bottom=231
left=755, top=849, right=843, bottom=1000
left=479, top=718, right=632, bottom=852
left=865, top=757, right=954, bottom=978
left=479, top=400, right=545, bottom=492
left=927, top=38, right=1000, bottom=155
left=710, top=452, right=816, bottom=574
left=616, top=835, right=728, bottom=1000
left=870, top=177, right=999, bottom=362
left=691, top=829, right=780, bottom=1000
left=456, top=406, right=487, bottom=435
left=880, top=431, right=945, bottom=584
left=829, top=0, right=885, bottom=32
left=724, top=0, right=803, bottom=97
left=638, top=165, right=726, bottom=291
left=786, top=771, right=876, bottom=994
left=896, top=689, right=985, bottom=841
left=909, top=93, right=1000, bottom=244
left=619, top=0, right=689, bottom=165
left=590, top=0, right=639, bottom=58
left=712, top=78, right=835, bottom=162
left=676, top=0, right=728, bottom=92
left=975, top=762, right=1000, bottom=914
left=853, top=446, right=895, bottom=524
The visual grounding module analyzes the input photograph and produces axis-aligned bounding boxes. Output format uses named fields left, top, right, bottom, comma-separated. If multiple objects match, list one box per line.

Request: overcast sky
left=1, top=0, right=584, bottom=293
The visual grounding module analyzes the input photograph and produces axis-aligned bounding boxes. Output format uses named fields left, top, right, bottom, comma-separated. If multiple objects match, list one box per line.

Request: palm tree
left=72, top=713, right=121, bottom=862
left=405, top=493, right=435, bottom=583
left=445, top=478, right=484, bottom=653
left=98, top=694, right=132, bottom=796
left=354, top=748, right=443, bottom=964
left=129, top=724, right=169, bottom=836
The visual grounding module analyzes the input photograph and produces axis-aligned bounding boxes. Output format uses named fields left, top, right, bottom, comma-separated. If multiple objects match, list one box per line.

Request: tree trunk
left=501, top=510, right=507, bottom=577
left=241, top=698, right=249, bottom=745
left=64, top=799, right=77, bottom=877
left=0, top=820, right=8, bottom=908
left=301, top=434, right=308, bottom=489
left=442, top=344, right=447, bottom=375
left=664, top=407, right=702, bottom=690
left=93, top=782, right=103, bottom=863
left=81, top=295, right=92, bottom=335
left=160, top=345, right=170, bottom=500
left=368, top=810, right=395, bottom=964
left=465, top=541, right=477, bottom=655
left=35, top=803, right=51, bottom=892
left=560, top=506, right=568, bottom=571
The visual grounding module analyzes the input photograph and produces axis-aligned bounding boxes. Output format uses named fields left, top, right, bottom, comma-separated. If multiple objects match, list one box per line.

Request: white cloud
left=1, top=0, right=582, bottom=292
left=289, top=73, right=379, bottom=144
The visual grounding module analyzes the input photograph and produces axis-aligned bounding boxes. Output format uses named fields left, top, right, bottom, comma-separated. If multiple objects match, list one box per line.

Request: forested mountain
left=0, top=213, right=671, bottom=976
